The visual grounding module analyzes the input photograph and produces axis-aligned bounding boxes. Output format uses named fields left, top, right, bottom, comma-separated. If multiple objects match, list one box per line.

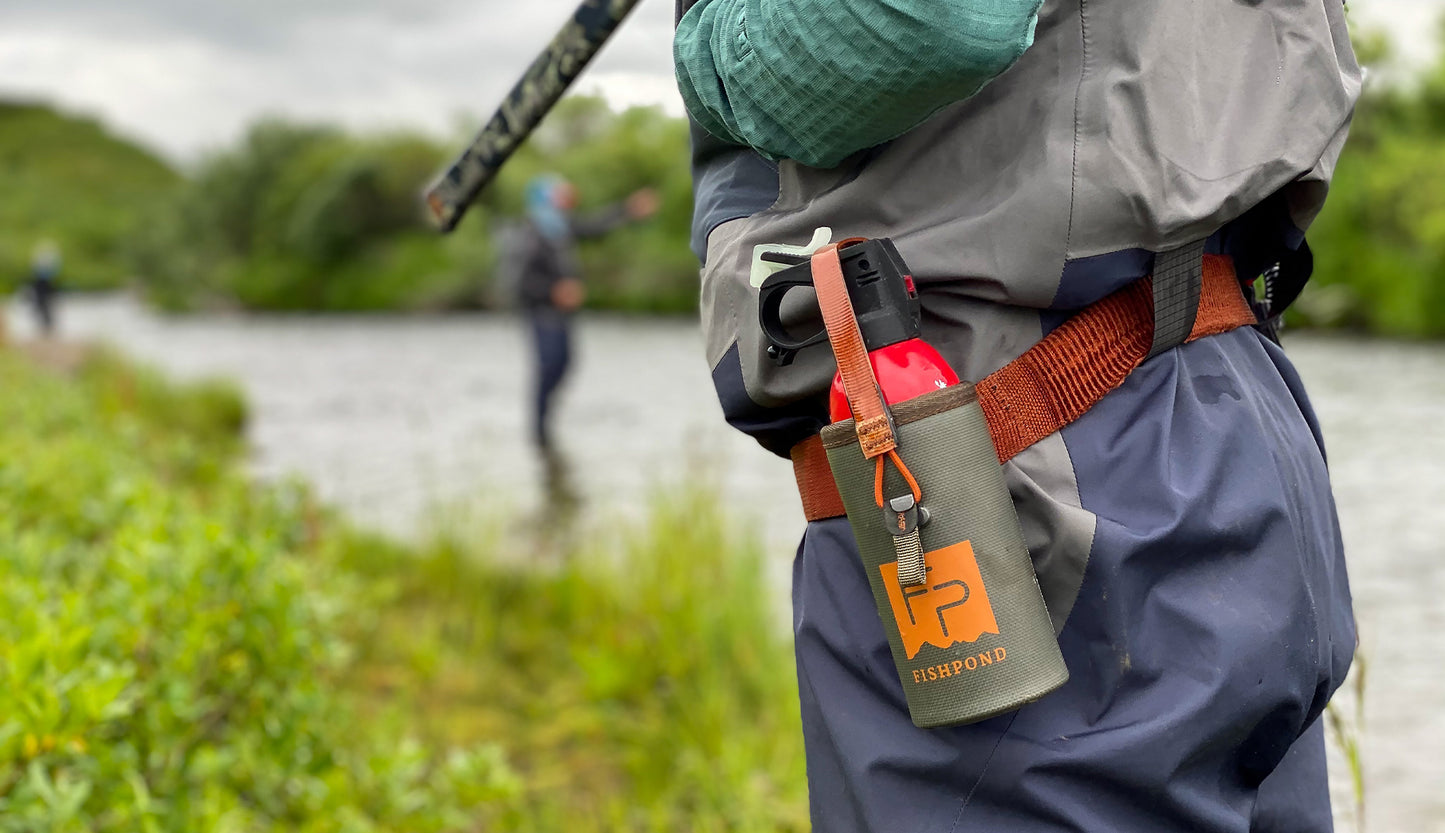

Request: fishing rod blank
left=423, top=0, right=644, bottom=233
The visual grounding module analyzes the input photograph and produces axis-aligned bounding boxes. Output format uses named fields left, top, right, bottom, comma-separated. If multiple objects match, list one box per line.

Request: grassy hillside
left=0, top=101, right=179, bottom=293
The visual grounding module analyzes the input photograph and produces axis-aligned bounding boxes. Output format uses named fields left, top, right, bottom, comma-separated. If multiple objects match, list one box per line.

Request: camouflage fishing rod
left=423, top=0, right=644, bottom=233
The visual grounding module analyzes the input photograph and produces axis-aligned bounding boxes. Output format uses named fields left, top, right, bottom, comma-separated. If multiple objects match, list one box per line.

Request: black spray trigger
left=758, top=259, right=828, bottom=366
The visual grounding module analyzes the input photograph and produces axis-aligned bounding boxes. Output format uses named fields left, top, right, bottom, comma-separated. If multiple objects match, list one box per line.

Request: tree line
left=1292, top=27, right=1445, bottom=337
left=5, top=24, right=1445, bottom=332
left=130, top=96, right=700, bottom=314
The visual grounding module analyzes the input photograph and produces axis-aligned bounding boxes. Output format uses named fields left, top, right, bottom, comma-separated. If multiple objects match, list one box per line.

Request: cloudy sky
left=0, top=0, right=1438, bottom=163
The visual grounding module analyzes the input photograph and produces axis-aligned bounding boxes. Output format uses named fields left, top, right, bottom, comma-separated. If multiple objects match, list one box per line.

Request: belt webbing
left=791, top=253, right=1256, bottom=522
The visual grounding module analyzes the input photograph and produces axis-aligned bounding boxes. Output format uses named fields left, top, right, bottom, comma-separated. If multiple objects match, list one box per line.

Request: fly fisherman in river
left=28, top=239, right=61, bottom=338
left=675, top=0, right=1358, bottom=830
left=512, top=175, right=658, bottom=452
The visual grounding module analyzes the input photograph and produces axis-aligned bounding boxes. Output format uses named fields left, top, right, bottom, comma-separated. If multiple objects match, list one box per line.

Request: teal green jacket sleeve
left=674, top=0, right=1043, bottom=169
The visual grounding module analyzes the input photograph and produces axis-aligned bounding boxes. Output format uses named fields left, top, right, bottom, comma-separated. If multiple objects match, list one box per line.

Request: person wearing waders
left=675, top=0, right=1358, bottom=830
left=28, top=240, right=61, bottom=337
left=513, top=175, right=658, bottom=450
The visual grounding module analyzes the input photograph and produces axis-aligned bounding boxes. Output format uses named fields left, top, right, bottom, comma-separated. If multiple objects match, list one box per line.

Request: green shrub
left=76, top=350, right=248, bottom=455
left=1292, top=21, right=1445, bottom=337
left=337, top=493, right=809, bottom=832
left=0, top=352, right=518, bottom=831
left=0, top=349, right=808, bottom=830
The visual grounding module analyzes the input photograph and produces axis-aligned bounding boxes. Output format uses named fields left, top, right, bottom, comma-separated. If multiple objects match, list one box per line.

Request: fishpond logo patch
left=880, top=539, right=1000, bottom=660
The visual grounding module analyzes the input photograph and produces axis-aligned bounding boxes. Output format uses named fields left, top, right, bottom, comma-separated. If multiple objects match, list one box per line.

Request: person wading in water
left=28, top=240, right=61, bottom=338
left=513, top=175, right=658, bottom=451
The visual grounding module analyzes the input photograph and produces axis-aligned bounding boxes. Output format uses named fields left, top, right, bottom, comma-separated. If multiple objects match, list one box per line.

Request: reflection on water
left=6, top=295, right=1442, bottom=831
left=538, top=444, right=583, bottom=555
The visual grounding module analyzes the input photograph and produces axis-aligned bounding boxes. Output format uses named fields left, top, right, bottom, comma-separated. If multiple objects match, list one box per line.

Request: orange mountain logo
left=880, top=540, right=1000, bottom=660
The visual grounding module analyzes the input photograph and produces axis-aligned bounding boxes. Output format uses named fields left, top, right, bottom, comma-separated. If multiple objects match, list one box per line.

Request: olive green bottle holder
left=821, top=385, right=1069, bottom=728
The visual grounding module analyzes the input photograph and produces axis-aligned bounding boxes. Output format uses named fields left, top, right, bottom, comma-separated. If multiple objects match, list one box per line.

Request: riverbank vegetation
left=3, top=23, right=1444, bottom=332
left=0, top=346, right=807, bottom=830
left=128, top=97, right=697, bottom=314
left=1292, top=26, right=1445, bottom=338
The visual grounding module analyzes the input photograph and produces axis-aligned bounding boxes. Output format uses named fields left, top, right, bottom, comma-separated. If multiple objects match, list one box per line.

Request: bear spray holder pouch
left=759, top=239, right=1068, bottom=728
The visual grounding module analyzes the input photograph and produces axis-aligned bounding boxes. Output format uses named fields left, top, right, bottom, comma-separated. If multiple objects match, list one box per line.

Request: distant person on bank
left=29, top=240, right=61, bottom=337
left=514, top=175, right=658, bottom=450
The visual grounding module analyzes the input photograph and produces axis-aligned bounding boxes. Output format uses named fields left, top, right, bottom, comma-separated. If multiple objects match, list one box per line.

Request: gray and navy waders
left=678, top=0, right=1359, bottom=826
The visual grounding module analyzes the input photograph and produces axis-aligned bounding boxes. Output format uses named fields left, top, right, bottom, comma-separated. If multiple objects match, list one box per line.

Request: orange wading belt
left=791, top=247, right=1257, bottom=522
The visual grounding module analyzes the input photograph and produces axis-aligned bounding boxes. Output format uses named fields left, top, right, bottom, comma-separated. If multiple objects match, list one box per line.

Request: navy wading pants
left=529, top=310, right=572, bottom=448
left=794, top=328, right=1354, bottom=832
left=31, top=279, right=56, bottom=335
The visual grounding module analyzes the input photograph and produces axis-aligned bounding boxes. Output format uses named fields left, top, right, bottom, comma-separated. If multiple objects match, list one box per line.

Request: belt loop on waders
left=791, top=243, right=1256, bottom=522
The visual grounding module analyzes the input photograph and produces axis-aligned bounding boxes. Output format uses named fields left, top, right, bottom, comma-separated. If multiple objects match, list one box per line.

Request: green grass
left=0, top=344, right=807, bottom=831
left=1326, top=654, right=1368, bottom=833
left=336, top=497, right=808, bottom=832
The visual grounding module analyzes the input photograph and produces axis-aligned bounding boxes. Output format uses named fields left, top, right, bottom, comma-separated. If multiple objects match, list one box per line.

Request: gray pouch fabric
left=822, top=385, right=1068, bottom=727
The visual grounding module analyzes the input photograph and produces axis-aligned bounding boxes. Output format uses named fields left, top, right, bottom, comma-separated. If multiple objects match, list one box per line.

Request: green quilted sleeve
left=674, top=0, right=1043, bottom=169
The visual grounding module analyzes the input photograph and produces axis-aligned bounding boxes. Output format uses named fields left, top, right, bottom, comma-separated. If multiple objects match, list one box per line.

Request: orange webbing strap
left=792, top=435, right=846, bottom=521
left=1187, top=256, right=1260, bottom=342
left=977, top=279, right=1155, bottom=466
left=980, top=254, right=1253, bottom=463
left=791, top=254, right=1256, bottom=521
left=811, top=241, right=896, bottom=459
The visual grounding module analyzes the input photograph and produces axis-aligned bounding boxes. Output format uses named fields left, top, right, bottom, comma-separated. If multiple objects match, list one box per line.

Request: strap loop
left=873, top=449, right=922, bottom=509
left=891, top=527, right=927, bottom=587
left=1147, top=240, right=1206, bottom=360
left=811, top=240, right=897, bottom=459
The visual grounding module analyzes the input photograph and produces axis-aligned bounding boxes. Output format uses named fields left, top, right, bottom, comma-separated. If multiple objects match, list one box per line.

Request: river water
left=7, top=296, right=1442, bottom=831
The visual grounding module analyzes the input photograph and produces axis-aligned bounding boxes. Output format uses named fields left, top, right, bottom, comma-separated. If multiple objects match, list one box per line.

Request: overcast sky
left=0, top=0, right=1438, bottom=163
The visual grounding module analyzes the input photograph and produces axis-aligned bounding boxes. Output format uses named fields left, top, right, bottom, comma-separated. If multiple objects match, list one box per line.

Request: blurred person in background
left=513, top=175, right=658, bottom=452
left=28, top=239, right=61, bottom=337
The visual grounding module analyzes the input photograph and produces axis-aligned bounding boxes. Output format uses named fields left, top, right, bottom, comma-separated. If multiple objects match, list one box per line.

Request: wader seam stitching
left=1044, top=431, right=1096, bottom=635
left=1060, top=0, right=1089, bottom=273
left=945, top=711, right=1021, bottom=833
